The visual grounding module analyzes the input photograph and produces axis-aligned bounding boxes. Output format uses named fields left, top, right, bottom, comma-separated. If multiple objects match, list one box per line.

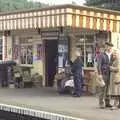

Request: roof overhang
left=0, top=4, right=119, bottom=33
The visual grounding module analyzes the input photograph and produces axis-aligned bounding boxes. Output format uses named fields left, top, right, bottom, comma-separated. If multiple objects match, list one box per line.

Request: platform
left=0, top=88, right=119, bottom=120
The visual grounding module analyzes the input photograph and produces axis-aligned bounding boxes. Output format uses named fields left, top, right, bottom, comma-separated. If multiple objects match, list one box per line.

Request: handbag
left=92, top=65, right=105, bottom=87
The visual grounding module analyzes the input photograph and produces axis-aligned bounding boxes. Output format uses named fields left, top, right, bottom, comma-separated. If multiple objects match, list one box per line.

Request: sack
left=96, top=75, right=105, bottom=87
left=54, top=72, right=66, bottom=81
left=65, top=79, right=74, bottom=88
left=90, top=66, right=105, bottom=87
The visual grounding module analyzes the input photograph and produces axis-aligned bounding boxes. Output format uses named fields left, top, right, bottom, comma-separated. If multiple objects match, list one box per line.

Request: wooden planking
left=0, top=5, right=119, bottom=32
left=69, top=7, right=120, bottom=32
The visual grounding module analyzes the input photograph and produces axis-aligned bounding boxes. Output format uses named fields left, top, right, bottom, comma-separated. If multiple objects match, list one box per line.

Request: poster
left=13, top=45, right=20, bottom=60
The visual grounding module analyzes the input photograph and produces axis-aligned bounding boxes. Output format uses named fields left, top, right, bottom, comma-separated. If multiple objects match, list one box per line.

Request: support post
left=84, top=34, right=86, bottom=67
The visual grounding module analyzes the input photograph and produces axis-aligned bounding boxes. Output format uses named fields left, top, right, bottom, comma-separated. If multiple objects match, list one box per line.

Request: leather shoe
left=73, top=94, right=81, bottom=97
left=105, top=104, right=112, bottom=108
left=117, top=104, right=120, bottom=108
left=99, top=104, right=105, bottom=109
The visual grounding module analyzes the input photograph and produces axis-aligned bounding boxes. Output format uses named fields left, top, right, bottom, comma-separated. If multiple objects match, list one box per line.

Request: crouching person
left=54, top=70, right=67, bottom=93
left=54, top=69, right=74, bottom=94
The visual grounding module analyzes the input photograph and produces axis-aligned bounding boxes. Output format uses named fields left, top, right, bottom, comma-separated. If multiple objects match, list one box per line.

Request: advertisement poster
left=13, top=45, right=20, bottom=60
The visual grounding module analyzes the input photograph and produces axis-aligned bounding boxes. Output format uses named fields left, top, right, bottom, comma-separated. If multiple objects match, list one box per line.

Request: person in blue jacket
left=72, top=50, right=84, bottom=97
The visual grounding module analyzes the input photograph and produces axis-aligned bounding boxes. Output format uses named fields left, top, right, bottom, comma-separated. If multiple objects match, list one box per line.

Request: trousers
left=99, top=74, right=110, bottom=105
left=73, top=71, right=83, bottom=96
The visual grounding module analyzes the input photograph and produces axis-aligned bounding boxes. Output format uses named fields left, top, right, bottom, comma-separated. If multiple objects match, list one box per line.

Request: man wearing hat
left=96, top=41, right=113, bottom=108
left=71, top=50, right=83, bottom=97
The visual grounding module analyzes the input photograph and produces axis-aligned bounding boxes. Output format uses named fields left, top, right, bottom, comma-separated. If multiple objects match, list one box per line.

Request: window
left=19, top=37, right=33, bottom=65
left=20, top=45, right=33, bottom=64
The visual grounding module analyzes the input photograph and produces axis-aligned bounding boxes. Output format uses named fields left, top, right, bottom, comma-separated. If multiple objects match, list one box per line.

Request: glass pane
left=27, top=45, right=33, bottom=64
left=20, top=46, right=27, bottom=64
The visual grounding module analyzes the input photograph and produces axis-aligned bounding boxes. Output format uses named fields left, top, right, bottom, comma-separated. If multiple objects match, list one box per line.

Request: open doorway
left=44, top=40, right=58, bottom=87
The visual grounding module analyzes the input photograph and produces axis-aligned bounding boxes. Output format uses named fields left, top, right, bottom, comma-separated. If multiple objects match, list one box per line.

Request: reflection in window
left=20, top=45, right=33, bottom=64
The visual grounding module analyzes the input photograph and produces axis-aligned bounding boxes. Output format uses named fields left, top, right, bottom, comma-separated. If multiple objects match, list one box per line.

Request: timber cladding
left=0, top=4, right=119, bottom=32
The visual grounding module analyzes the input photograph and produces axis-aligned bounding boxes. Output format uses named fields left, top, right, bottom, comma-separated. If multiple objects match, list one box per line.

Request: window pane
left=27, top=45, right=33, bottom=64
left=20, top=46, right=27, bottom=64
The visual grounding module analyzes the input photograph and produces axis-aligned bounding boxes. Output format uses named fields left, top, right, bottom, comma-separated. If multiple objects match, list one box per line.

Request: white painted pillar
left=7, top=35, right=12, bottom=61
left=2, top=35, right=5, bottom=61
left=2, top=32, right=8, bottom=61
left=111, top=32, right=120, bottom=49
left=2, top=31, right=12, bottom=61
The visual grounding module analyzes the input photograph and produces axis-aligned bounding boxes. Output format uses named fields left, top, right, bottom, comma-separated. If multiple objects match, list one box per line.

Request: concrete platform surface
left=0, top=87, right=119, bottom=120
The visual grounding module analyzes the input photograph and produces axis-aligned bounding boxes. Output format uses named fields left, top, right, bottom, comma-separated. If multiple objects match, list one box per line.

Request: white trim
left=0, top=103, right=85, bottom=120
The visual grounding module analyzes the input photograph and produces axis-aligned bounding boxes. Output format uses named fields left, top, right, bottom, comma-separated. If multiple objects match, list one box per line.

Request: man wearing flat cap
left=71, top=50, right=83, bottom=97
left=105, top=42, right=114, bottom=47
left=96, top=41, right=113, bottom=108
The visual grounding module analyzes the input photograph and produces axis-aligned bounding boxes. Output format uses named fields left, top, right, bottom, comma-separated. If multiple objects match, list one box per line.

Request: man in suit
left=96, top=42, right=113, bottom=108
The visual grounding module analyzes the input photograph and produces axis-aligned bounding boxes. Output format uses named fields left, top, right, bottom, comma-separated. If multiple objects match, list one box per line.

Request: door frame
left=44, top=39, right=58, bottom=87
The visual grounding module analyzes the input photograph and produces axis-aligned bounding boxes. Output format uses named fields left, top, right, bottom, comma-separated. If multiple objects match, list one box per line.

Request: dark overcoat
left=72, top=57, right=83, bottom=96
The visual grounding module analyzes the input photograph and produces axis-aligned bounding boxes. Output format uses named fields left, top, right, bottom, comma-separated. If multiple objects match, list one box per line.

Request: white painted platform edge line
left=0, top=103, right=86, bottom=120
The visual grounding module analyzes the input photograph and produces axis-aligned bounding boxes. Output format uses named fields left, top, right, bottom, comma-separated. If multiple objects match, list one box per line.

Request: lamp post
left=79, top=34, right=86, bottom=67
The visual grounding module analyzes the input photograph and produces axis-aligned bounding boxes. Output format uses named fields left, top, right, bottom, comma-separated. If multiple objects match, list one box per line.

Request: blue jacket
left=72, top=57, right=83, bottom=74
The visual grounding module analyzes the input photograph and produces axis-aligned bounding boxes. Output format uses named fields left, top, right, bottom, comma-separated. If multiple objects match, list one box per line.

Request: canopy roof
left=0, top=4, right=119, bottom=32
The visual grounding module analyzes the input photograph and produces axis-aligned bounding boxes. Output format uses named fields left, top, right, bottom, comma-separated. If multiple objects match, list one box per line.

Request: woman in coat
left=109, top=49, right=120, bottom=109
